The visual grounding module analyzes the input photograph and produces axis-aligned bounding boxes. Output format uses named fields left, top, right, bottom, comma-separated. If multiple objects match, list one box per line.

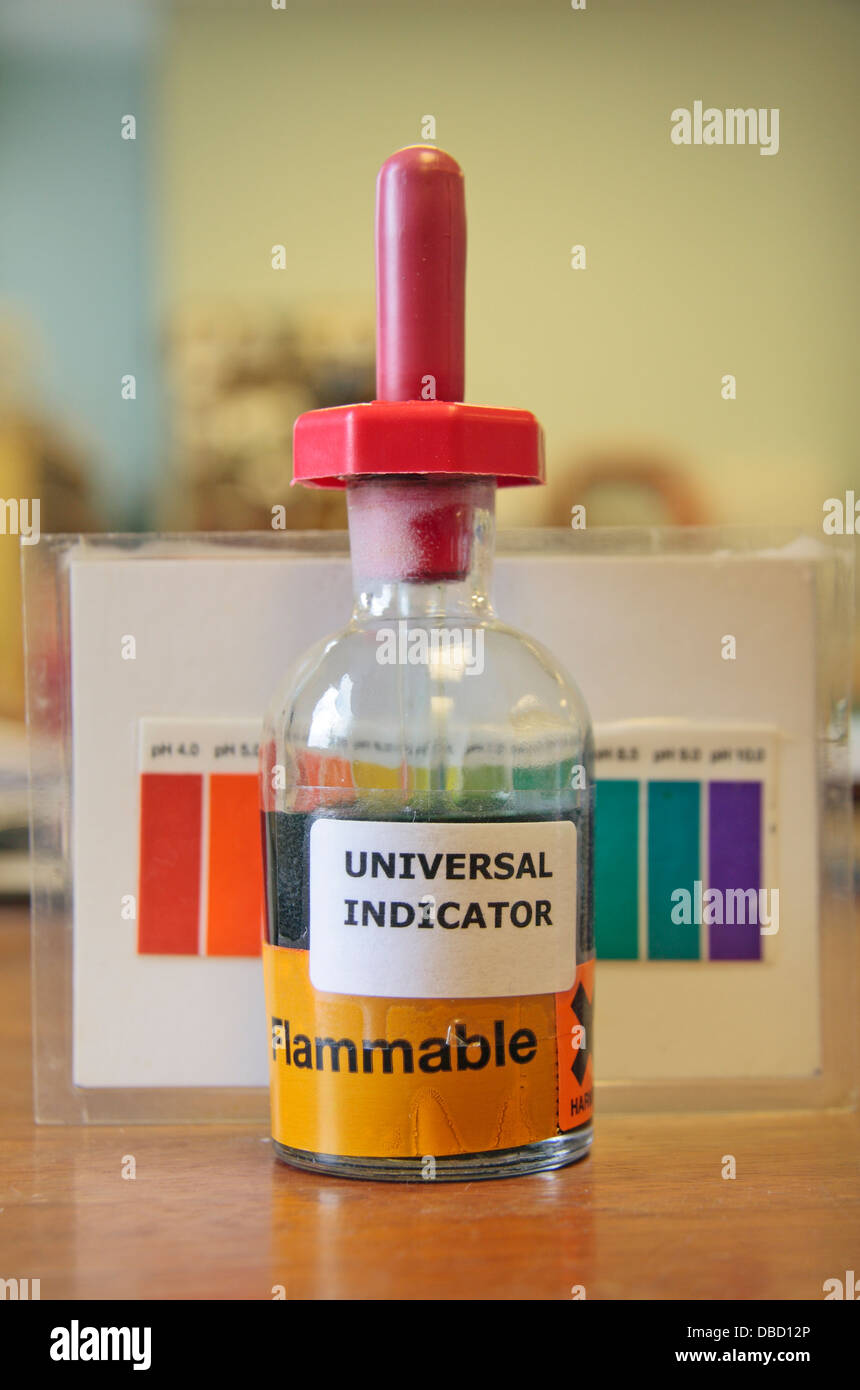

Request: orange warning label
left=263, top=943, right=593, bottom=1160
left=555, top=958, right=595, bottom=1131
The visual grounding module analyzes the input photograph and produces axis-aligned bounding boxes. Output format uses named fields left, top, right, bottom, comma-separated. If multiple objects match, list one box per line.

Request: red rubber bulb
left=375, top=146, right=466, bottom=403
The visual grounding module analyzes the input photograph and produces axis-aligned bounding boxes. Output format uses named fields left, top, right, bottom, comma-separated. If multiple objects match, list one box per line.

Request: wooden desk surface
left=1, top=908, right=857, bottom=1302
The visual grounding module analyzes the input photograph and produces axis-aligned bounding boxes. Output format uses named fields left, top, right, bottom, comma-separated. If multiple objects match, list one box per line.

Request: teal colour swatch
left=594, top=780, right=639, bottom=959
left=647, top=782, right=700, bottom=960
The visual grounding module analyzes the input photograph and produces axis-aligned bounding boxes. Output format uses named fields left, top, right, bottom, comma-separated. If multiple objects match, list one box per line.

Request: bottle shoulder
left=265, top=617, right=591, bottom=743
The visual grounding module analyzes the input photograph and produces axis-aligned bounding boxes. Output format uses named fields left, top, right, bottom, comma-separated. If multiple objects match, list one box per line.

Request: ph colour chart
left=137, top=719, right=263, bottom=958
left=592, top=723, right=777, bottom=964
left=135, top=716, right=777, bottom=967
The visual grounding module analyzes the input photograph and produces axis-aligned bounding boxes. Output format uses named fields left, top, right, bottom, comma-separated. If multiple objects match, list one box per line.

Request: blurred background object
left=162, top=301, right=373, bottom=530
left=0, top=404, right=101, bottom=722
left=0, top=717, right=29, bottom=896
left=1, top=0, right=858, bottom=890
left=545, top=445, right=710, bottom=528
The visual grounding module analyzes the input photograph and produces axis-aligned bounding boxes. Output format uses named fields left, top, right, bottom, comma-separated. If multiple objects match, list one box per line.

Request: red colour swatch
left=138, top=773, right=202, bottom=954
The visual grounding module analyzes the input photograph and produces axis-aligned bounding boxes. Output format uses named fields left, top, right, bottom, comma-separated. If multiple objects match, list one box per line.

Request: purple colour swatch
left=708, top=782, right=762, bottom=961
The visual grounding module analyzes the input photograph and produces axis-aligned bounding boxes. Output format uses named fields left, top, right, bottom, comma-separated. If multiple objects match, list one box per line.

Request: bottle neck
left=346, top=475, right=496, bottom=621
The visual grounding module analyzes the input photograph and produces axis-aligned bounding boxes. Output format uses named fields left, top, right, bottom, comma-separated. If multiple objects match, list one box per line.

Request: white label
left=309, top=819, right=577, bottom=999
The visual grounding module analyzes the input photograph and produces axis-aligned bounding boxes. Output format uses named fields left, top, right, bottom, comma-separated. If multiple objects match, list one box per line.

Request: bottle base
left=272, top=1126, right=592, bottom=1182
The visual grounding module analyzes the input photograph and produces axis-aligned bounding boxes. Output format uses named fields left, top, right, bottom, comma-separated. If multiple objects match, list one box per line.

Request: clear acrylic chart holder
left=23, top=527, right=855, bottom=1122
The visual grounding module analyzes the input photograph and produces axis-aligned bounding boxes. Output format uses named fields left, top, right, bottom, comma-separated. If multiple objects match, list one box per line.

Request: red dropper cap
left=376, top=145, right=466, bottom=403
left=292, top=145, right=544, bottom=489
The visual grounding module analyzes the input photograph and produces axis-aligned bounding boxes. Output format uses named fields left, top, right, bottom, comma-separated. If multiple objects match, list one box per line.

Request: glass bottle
left=260, top=146, right=594, bottom=1180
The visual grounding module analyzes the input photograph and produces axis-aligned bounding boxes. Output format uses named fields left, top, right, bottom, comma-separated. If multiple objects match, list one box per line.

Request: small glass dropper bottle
left=261, top=145, right=594, bottom=1180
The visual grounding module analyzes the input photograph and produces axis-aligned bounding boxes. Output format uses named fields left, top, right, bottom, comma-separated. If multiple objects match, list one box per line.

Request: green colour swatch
left=593, top=780, right=639, bottom=959
left=647, top=781, right=700, bottom=960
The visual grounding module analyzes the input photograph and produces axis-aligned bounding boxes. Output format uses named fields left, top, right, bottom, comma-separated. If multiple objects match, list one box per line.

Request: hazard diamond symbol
left=555, top=961, right=595, bottom=1131
left=570, top=981, right=592, bottom=1085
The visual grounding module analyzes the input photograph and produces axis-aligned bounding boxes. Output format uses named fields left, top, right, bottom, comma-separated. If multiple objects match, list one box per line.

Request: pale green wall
left=158, top=0, right=859, bottom=529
